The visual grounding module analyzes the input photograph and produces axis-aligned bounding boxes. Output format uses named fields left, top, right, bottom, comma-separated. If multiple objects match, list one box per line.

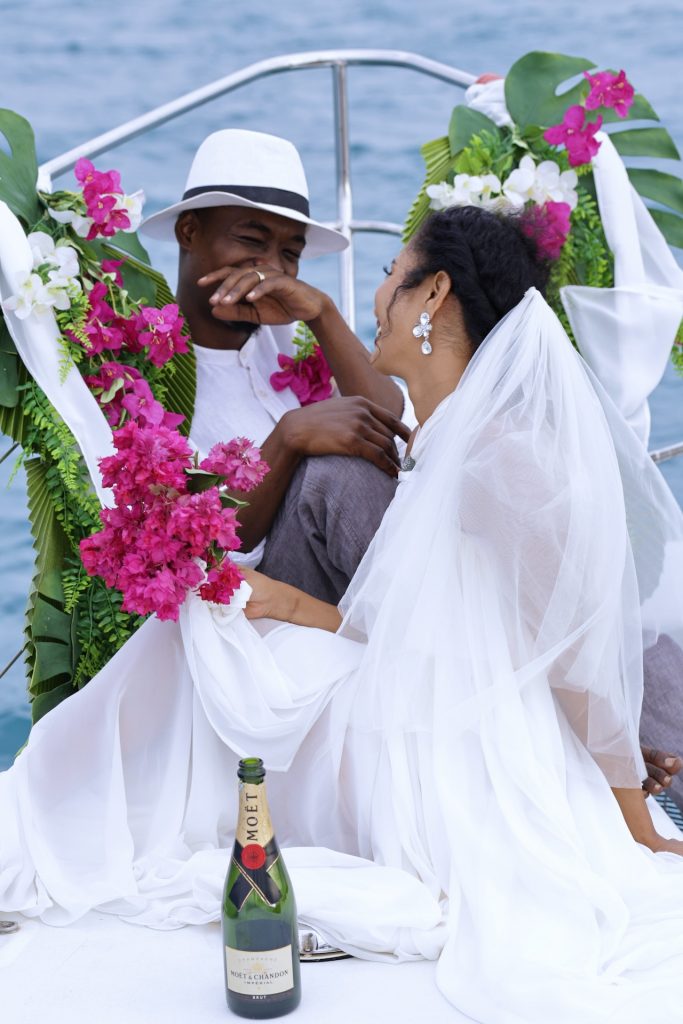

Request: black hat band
left=182, top=184, right=310, bottom=218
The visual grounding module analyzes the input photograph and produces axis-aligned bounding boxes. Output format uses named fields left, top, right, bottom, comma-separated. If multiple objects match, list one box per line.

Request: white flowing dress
left=3, top=209, right=683, bottom=1021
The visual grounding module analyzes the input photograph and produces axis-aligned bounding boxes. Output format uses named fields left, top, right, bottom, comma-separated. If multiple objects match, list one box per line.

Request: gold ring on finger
left=253, top=269, right=266, bottom=284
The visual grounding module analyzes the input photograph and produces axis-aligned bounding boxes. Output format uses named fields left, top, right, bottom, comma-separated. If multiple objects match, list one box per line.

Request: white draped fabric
left=0, top=202, right=115, bottom=507
left=561, top=133, right=683, bottom=446
left=4, top=197, right=683, bottom=1020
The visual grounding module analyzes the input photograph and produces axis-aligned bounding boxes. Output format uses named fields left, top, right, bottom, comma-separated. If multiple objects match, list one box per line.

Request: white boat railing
left=0, top=48, right=682, bottom=682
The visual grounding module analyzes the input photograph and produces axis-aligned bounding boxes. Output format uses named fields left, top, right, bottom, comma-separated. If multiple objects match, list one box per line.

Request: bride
left=4, top=204, right=683, bottom=1023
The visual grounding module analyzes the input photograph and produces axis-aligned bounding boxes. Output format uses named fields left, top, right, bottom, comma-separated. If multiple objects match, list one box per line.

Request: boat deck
left=1, top=910, right=470, bottom=1024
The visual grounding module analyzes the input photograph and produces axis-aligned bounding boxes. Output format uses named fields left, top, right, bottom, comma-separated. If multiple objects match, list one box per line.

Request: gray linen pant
left=259, top=455, right=397, bottom=604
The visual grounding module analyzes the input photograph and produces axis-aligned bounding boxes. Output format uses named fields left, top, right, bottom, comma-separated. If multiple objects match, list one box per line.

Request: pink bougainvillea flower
left=168, top=492, right=241, bottom=557
left=583, top=69, right=634, bottom=118
left=124, top=564, right=194, bottom=622
left=543, top=105, right=603, bottom=167
left=80, top=527, right=124, bottom=589
left=80, top=419, right=247, bottom=620
left=270, top=346, right=333, bottom=406
left=200, top=437, right=269, bottom=492
left=520, top=201, right=572, bottom=261
left=98, top=421, right=193, bottom=503
left=135, top=304, right=189, bottom=367
left=198, top=560, right=245, bottom=606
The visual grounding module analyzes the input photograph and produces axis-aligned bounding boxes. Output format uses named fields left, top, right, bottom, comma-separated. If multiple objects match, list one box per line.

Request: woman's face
left=370, top=246, right=427, bottom=378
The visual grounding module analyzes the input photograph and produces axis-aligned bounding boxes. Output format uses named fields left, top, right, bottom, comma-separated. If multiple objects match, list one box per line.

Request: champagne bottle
left=222, top=757, right=301, bottom=1019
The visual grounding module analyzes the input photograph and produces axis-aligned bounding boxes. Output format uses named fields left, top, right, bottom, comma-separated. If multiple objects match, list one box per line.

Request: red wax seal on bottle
left=242, top=844, right=266, bottom=870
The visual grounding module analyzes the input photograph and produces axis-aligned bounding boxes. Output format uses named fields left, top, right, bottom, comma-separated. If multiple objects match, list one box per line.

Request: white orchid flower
left=532, top=161, right=579, bottom=210
left=2, top=272, right=55, bottom=320
left=555, top=167, right=579, bottom=210
left=426, top=182, right=457, bottom=211
left=44, top=281, right=73, bottom=311
left=48, top=207, right=94, bottom=238
left=451, top=174, right=486, bottom=205
left=51, top=244, right=81, bottom=279
left=116, top=189, right=145, bottom=232
left=45, top=261, right=82, bottom=309
left=502, top=155, right=537, bottom=209
left=479, top=173, right=502, bottom=201
left=428, top=173, right=504, bottom=213
left=48, top=207, right=76, bottom=227
left=27, top=231, right=57, bottom=268
left=71, top=214, right=95, bottom=237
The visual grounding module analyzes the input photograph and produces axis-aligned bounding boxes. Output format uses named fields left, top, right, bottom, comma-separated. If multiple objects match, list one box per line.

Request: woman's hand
left=242, top=568, right=296, bottom=622
left=648, top=835, right=683, bottom=856
left=242, top=568, right=342, bottom=633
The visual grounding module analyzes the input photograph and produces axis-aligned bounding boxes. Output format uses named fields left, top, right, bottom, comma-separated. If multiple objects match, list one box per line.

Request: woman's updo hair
left=400, top=205, right=550, bottom=351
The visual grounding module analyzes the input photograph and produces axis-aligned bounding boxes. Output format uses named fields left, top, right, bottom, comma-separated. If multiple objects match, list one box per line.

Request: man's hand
left=198, top=265, right=326, bottom=326
left=642, top=746, right=683, bottom=797
left=277, top=397, right=411, bottom=478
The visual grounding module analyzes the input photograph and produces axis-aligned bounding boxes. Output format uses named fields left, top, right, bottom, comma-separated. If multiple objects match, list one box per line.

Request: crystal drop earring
left=412, top=310, right=432, bottom=355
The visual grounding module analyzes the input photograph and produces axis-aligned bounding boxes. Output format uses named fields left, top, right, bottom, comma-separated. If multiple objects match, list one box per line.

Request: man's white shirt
left=190, top=323, right=301, bottom=568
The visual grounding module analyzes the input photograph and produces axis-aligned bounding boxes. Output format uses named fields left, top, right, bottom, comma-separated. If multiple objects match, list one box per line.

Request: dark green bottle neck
left=237, top=757, right=266, bottom=785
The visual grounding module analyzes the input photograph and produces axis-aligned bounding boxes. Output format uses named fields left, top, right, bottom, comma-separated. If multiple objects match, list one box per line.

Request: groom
left=141, top=128, right=409, bottom=603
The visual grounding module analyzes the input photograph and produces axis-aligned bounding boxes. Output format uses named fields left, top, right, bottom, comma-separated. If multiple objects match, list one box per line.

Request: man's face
left=180, top=205, right=306, bottom=275
left=176, top=206, right=307, bottom=339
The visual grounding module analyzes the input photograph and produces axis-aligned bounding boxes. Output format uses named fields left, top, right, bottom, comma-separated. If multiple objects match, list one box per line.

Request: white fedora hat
left=140, top=129, right=348, bottom=259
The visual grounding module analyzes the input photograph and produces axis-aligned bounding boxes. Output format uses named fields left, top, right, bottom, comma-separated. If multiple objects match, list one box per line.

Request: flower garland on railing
left=1, top=158, right=270, bottom=623
left=404, top=52, right=683, bottom=365
left=0, top=139, right=268, bottom=713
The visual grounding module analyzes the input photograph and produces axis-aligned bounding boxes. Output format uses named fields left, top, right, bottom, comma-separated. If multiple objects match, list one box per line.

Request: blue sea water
left=0, top=0, right=682, bottom=766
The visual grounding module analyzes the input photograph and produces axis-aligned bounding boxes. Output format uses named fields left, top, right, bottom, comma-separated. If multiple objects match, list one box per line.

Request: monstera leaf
left=0, top=109, right=42, bottom=229
left=504, top=52, right=660, bottom=129
left=448, top=106, right=501, bottom=158
left=505, top=51, right=683, bottom=248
